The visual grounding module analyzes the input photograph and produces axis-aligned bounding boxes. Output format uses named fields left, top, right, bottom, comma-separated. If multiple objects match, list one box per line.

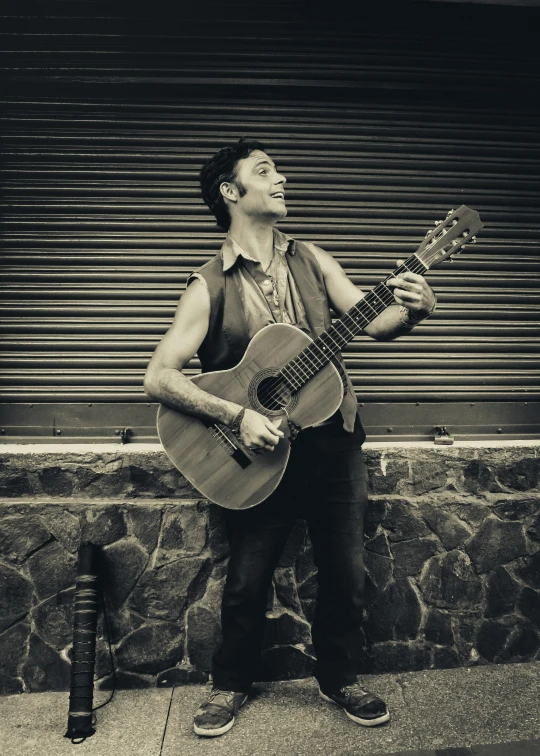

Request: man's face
left=225, top=150, right=287, bottom=225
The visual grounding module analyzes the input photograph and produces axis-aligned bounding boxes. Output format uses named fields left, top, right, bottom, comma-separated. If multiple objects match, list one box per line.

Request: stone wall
left=0, top=443, right=539, bottom=694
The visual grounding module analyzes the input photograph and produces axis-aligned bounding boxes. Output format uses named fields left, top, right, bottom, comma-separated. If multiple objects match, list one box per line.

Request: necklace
left=267, top=253, right=280, bottom=307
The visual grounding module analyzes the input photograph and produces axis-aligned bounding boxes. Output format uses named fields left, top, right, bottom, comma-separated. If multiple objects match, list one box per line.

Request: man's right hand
left=238, top=409, right=284, bottom=453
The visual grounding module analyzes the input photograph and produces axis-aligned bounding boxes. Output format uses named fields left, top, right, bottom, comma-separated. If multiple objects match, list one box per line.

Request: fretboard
left=279, top=253, right=427, bottom=390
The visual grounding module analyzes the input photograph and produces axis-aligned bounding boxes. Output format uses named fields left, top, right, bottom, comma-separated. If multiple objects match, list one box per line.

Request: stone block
left=371, top=641, right=431, bottom=673
left=365, top=550, right=393, bottom=592
left=432, top=647, right=460, bottom=669
left=0, top=516, right=51, bottom=564
left=32, top=588, right=74, bottom=649
left=365, top=531, right=391, bottom=557
left=186, top=605, right=221, bottom=670
left=154, top=505, right=207, bottom=566
left=126, top=506, right=162, bottom=553
left=493, top=497, right=539, bottom=521
left=260, top=645, right=315, bottom=681
left=465, top=517, right=528, bottom=573
left=383, top=499, right=429, bottom=543
left=40, top=508, right=81, bottom=553
left=0, top=621, right=30, bottom=677
left=497, top=458, right=540, bottom=491
left=528, top=511, right=540, bottom=542
left=300, top=598, right=316, bottom=624
left=518, top=551, right=540, bottom=590
left=81, top=506, right=127, bottom=546
left=100, top=605, right=145, bottom=645
left=262, top=610, right=312, bottom=649
left=418, top=550, right=483, bottom=609
left=273, top=567, right=303, bottom=614
left=463, top=460, right=500, bottom=494
left=364, top=498, right=386, bottom=538
left=368, top=459, right=409, bottom=494
left=298, top=572, right=318, bottom=602
left=0, top=562, right=33, bottom=633
left=0, top=672, right=23, bottom=695
left=450, top=501, right=490, bottom=528
left=129, top=557, right=208, bottom=621
left=102, top=537, right=149, bottom=608
left=518, top=586, right=540, bottom=627
left=425, top=609, right=454, bottom=646
left=128, top=465, right=175, bottom=497
left=26, top=540, right=77, bottom=601
left=485, top=566, right=520, bottom=618
left=38, top=467, right=75, bottom=496
left=0, top=471, right=32, bottom=496
left=294, top=538, right=315, bottom=585
left=419, top=502, right=472, bottom=550
left=22, top=633, right=71, bottom=692
left=115, top=621, right=184, bottom=674
left=391, top=536, right=440, bottom=577
left=410, top=459, right=447, bottom=494
left=503, top=621, right=540, bottom=660
left=365, top=578, right=422, bottom=642
left=476, top=619, right=511, bottom=662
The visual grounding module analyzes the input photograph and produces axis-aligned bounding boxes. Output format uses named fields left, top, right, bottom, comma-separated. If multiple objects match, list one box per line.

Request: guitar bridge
left=287, top=420, right=302, bottom=441
left=201, top=420, right=252, bottom=469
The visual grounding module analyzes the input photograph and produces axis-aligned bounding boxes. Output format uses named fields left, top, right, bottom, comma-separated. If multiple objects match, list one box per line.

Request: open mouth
left=271, top=192, right=285, bottom=200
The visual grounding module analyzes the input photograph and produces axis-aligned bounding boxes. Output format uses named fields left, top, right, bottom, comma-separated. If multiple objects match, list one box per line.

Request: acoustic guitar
left=157, top=206, right=483, bottom=510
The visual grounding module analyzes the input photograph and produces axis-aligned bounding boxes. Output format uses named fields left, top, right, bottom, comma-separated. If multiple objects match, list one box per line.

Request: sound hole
left=256, top=375, right=295, bottom=413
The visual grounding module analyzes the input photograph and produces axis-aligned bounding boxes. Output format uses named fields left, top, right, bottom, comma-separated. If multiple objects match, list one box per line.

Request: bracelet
left=399, top=300, right=436, bottom=327
left=230, top=407, right=245, bottom=435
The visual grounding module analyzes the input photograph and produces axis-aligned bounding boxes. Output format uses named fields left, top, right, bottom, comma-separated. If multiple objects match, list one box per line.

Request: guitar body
left=157, top=323, right=344, bottom=510
left=157, top=206, right=484, bottom=510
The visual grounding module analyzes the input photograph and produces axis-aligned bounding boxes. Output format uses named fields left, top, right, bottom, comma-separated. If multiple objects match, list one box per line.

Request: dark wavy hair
left=199, top=138, right=265, bottom=230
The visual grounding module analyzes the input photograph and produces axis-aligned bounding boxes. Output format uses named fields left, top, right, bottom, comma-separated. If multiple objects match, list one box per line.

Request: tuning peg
left=434, top=220, right=442, bottom=226
left=446, top=208, right=455, bottom=216
left=425, top=229, right=432, bottom=237
left=470, top=236, right=477, bottom=243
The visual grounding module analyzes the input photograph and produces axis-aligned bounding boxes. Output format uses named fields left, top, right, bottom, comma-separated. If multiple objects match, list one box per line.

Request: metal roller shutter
left=1, top=0, right=539, bottom=441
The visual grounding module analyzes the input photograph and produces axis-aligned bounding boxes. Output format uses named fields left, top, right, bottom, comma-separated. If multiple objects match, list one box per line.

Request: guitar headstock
left=415, top=206, right=484, bottom=270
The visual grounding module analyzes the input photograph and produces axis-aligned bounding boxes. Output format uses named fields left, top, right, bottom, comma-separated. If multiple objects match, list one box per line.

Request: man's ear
left=220, top=182, right=237, bottom=205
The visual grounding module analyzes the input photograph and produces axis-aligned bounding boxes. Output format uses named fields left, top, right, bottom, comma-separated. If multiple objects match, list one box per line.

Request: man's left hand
left=387, top=259, right=436, bottom=317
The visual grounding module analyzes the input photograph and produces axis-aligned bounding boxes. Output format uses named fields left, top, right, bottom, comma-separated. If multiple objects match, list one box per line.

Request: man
left=144, top=138, right=436, bottom=737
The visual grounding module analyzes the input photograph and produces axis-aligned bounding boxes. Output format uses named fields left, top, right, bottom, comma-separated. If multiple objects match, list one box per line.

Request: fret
left=371, top=289, right=388, bottom=309
left=280, top=253, right=426, bottom=388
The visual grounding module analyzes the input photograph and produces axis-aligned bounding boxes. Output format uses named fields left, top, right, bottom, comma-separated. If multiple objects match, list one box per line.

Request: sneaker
left=319, top=681, right=390, bottom=726
left=193, top=688, right=248, bottom=737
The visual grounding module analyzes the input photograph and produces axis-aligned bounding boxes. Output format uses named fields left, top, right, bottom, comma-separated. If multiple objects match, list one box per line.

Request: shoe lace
left=343, top=682, right=370, bottom=698
left=206, top=689, right=238, bottom=707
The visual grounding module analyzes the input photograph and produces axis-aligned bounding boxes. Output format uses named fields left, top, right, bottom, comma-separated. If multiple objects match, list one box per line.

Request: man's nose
left=276, top=172, right=286, bottom=185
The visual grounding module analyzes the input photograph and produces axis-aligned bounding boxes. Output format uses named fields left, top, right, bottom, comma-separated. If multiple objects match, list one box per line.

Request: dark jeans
left=212, top=415, right=368, bottom=693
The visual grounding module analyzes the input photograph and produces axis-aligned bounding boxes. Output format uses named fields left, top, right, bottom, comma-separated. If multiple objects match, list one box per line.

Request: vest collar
left=221, top=227, right=295, bottom=272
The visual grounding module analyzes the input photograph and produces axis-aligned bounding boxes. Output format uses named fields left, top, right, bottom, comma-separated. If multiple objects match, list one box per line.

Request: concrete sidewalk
left=2, top=662, right=540, bottom=756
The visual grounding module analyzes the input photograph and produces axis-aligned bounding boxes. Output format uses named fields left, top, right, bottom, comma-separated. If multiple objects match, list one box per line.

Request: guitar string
left=207, top=224, right=470, bottom=446
left=212, top=257, right=426, bottom=438
left=272, top=258, right=424, bottom=394
left=256, top=259, right=424, bottom=404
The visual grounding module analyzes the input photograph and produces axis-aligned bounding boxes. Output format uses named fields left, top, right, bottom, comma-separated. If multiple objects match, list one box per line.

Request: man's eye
left=259, top=169, right=267, bottom=175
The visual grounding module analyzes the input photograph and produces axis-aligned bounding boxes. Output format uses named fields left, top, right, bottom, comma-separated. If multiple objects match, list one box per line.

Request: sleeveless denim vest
left=192, top=238, right=362, bottom=435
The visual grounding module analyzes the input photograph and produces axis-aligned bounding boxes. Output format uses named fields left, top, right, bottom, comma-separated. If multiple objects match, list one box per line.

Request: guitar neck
left=279, top=253, right=427, bottom=391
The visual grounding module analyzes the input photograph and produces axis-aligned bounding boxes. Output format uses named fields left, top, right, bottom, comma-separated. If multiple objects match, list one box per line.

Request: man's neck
left=228, top=219, right=275, bottom=268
